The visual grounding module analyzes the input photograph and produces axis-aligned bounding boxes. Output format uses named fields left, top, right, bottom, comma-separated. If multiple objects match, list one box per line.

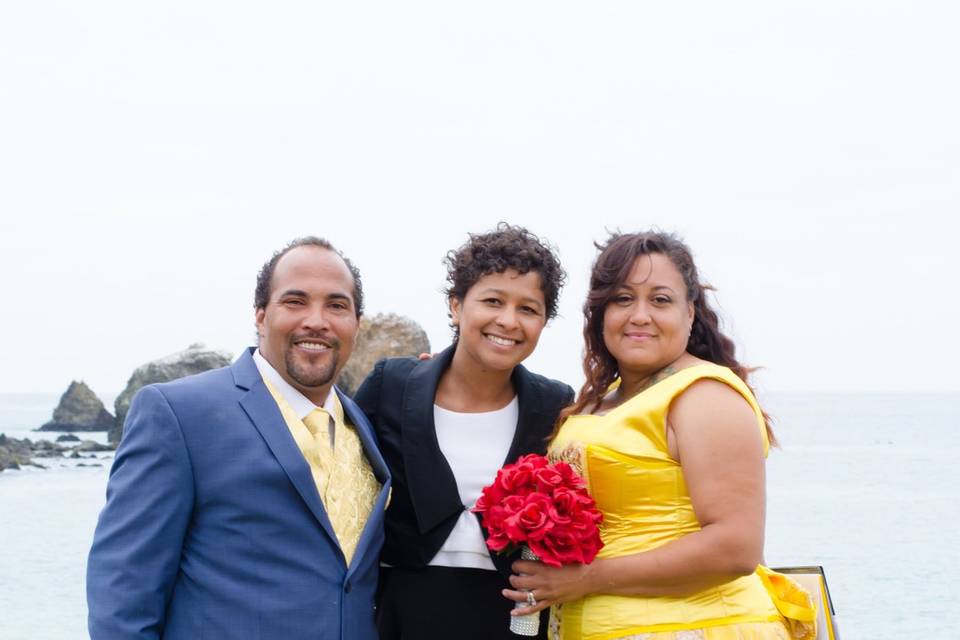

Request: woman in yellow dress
left=503, top=231, right=816, bottom=640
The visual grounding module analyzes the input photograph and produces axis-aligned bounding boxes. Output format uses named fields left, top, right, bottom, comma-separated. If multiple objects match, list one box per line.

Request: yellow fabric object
left=262, top=379, right=380, bottom=565
left=756, top=567, right=818, bottom=640
left=546, top=364, right=815, bottom=640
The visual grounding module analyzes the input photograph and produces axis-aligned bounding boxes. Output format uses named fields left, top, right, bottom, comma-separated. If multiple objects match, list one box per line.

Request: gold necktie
left=301, top=405, right=378, bottom=564
left=303, top=407, right=335, bottom=450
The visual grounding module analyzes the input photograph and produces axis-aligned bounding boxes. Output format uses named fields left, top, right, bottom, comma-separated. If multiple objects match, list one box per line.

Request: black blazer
left=353, top=345, right=574, bottom=578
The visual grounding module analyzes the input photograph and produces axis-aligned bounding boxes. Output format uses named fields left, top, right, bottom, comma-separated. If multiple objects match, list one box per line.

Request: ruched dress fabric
left=546, top=364, right=816, bottom=640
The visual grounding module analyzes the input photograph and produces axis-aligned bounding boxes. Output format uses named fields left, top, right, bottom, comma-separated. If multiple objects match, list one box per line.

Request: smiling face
left=602, top=253, right=694, bottom=379
left=255, top=246, right=359, bottom=403
left=449, top=269, right=547, bottom=374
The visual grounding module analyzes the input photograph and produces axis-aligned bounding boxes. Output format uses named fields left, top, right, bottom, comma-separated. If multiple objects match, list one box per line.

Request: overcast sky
left=2, top=1, right=958, bottom=398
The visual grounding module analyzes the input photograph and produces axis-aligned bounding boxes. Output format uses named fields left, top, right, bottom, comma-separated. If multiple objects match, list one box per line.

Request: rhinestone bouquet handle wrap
left=510, top=545, right=541, bottom=636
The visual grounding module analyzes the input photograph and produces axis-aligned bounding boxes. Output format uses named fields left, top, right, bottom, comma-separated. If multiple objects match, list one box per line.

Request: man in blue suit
left=87, top=237, right=391, bottom=640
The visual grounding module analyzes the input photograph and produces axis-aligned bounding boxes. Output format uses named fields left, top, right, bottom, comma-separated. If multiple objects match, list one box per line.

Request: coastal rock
left=0, top=434, right=34, bottom=471
left=337, top=313, right=430, bottom=396
left=39, top=381, right=114, bottom=432
left=0, top=434, right=118, bottom=471
left=56, top=434, right=81, bottom=443
left=31, top=440, right=67, bottom=457
left=76, top=440, right=114, bottom=453
left=110, top=344, right=232, bottom=444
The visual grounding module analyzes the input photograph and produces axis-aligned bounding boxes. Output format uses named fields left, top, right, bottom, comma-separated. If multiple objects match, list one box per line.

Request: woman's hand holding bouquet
left=473, top=454, right=603, bottom=635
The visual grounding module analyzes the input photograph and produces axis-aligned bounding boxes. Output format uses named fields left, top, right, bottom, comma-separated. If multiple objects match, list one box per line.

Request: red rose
left=569, top=509, right=601, bottom=535
left=501, top=494, right=525, bottom=514
left=553, top=461, right=583, bottom=488
left=578, top=527, right=603, bottom=561
left=550, top=487, right=578, bottom=517
left=496, top=465, right=534, bottom=497
left=485, top=527, right=512, bottom=552
left=530, top=528, right=583, bottom=566
left=533, top=467, right=564, bottom=493
left=474, top=493, right=490, bottom=513
left=480, top=507, right=505, bottom=534
left=516, top=453, right=549, bottom=469
left=517, top=493, right=555, bottom=540
left=475, top=478, right=507, bottom=514
left=504, top=492, right=557, bottom=542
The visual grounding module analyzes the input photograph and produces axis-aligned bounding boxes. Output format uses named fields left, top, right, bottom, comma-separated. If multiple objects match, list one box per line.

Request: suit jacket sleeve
left=87, top=385, right=195, bottom=640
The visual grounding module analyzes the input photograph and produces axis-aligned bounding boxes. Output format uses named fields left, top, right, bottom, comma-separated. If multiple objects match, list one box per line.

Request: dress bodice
left=546, top=364, right=807, bottom=640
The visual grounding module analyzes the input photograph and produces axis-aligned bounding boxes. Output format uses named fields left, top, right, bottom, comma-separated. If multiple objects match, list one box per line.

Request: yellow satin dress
left=546, top=364, right=816, bottom=640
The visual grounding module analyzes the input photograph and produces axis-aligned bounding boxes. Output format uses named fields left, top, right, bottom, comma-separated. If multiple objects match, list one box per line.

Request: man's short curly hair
left=254, top=237, right=364, bottom=318
left=443, top=223, right=566, bottom=324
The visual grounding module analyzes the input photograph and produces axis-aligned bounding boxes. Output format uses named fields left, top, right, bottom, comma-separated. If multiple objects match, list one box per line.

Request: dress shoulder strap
left=646, top=363, right=770, bottom=455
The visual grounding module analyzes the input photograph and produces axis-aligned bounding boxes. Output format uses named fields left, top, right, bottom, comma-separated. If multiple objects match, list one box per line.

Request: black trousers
left=376, top=565, right=549, bottom=640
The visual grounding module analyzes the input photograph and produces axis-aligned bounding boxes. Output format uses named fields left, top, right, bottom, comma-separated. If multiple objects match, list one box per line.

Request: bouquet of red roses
left=473, top=453, right=604, bottom=635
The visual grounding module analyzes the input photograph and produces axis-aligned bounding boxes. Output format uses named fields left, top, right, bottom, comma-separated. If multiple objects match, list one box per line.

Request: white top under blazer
left=427, top=397, right=518, bottom=570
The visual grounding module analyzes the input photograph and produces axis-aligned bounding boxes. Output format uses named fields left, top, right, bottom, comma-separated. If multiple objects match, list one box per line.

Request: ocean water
left=764, top=393, right=960, bottom=639
left=1, top=391, right=958, bottom=639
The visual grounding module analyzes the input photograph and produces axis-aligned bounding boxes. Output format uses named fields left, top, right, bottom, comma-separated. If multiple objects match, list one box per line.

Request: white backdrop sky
left=2, top=1, right=958, bottom=396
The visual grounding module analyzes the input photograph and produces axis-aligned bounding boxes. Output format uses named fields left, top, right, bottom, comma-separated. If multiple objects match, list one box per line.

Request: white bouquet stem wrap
left=510, top=545, right=541, bottom=636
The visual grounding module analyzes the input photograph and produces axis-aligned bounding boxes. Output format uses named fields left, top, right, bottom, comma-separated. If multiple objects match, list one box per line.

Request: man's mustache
left=289, top=334, right=341, bottom=349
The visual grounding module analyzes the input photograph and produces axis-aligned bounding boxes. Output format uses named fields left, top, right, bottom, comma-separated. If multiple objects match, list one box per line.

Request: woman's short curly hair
left=443, top=222, right=566, bottom=323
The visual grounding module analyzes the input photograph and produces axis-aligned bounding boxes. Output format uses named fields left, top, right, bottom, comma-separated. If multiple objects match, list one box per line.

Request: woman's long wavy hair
left=557, top=231, right=775, bottom=445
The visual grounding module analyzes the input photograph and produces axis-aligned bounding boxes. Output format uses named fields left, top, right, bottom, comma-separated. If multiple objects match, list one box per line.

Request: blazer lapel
left=232, top=349, right=340, bottom=549
left=485, top=364, right=555, bottom=576
left=401, top=346, right=464, bottom=534
left=503, top=364, right=551, bottom=463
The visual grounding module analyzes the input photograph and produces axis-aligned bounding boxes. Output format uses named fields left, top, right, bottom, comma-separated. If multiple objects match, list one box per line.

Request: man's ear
left=255, top=307, right=266, bottom=340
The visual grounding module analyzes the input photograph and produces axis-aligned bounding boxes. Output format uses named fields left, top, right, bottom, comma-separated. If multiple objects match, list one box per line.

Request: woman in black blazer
left=354, top=224, right=573, bottom=640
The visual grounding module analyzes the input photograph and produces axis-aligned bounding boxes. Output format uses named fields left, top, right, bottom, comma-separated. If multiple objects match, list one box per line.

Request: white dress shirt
left=253, top=349, right=336, bottom=446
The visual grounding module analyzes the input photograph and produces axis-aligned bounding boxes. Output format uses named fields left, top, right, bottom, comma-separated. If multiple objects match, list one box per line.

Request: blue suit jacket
left=87, top=348, right=391, bottom=640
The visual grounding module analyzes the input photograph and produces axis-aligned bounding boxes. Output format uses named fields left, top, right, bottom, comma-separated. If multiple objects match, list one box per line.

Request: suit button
left=344, top=580, right=352, bottom=593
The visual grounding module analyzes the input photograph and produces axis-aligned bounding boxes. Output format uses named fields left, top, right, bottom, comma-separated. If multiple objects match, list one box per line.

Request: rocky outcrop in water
left=0, top=434, right=34, bottom=471
left=110, top=344, right=232, bottom=444
left=0, top=434, right=115, bottom=472
left=38, top=381, right=114, bottom=432
left=337, top=313, right=431, bottom=396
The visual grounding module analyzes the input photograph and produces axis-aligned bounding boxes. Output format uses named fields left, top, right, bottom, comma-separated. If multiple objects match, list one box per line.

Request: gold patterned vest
left=262, top=378, right=380, bottom=565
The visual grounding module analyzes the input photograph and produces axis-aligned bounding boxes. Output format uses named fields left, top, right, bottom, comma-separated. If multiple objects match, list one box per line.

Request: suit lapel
left=338, top=389, right=390, bottom=483
left=232, top=350, right=341, bottom=550
left=401, top=346, right=464, bottom=534
left=339, top=389, right=393, bottom=574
